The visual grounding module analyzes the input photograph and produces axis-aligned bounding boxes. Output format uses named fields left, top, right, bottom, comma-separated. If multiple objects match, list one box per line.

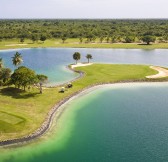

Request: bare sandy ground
left=146, top=66, right=168, bottom=79
left=5, top=44, right=28, bottom=47
left=71, top=63, right=93, bottom=69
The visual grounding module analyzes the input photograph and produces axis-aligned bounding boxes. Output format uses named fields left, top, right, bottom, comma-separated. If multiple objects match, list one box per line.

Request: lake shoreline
left=0, top=78, right=168, bottom=147
left=0, top=43, right=168, bottom=51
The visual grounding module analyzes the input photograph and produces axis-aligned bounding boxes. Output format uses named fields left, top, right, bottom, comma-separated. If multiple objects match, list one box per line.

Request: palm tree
left=73, top=52, right=81, bottom=64
left=0, top=58, right=3, bottom=69
left=86, top=54, right=92, bottom=63
left=12, top=52, right=23, bottom=67
left=37, top=74, right=48, bottom=94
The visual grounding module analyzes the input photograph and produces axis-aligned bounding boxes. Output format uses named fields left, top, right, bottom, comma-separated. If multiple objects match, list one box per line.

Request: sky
left=0, top=0, right=167, bottom=19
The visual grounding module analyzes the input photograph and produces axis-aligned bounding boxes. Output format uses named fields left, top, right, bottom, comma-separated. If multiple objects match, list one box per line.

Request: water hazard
left=1, top=83, right=168, bottom=162
left=0, top=48, right=168, bottom=85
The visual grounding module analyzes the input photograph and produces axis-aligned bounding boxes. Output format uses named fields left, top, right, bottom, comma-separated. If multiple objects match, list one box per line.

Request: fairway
left=0, top=64, right=166, bottom=142
left=0, top=39, right=168, bottom=50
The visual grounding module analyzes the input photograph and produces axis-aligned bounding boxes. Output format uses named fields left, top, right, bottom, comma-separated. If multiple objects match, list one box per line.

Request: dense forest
left=0, top=19, right=168, bottom=44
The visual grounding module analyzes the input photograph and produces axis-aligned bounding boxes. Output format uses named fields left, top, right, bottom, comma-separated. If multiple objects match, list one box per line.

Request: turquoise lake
left=1, top=83, right=168, bottom=162
left=1, top=48, right=168, bottom=162
left=0, top=48, right=168, bottom=85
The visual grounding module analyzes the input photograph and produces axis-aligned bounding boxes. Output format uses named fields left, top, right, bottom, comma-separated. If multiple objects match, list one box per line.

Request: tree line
left=0, top=19, right=168, bottom=44
left=0, top=52, right=48, bottom=93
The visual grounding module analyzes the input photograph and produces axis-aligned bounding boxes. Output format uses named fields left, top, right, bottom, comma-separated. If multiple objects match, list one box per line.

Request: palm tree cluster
left=73, top=52, right=93, bottom=64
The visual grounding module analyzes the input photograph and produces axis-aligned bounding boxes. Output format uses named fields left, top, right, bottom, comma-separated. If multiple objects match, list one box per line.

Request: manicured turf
left=0, top=64, right=162, bottom=141
left=0, top=39, right=168, bottom=49
left=0, top=111, right=24, bottom=124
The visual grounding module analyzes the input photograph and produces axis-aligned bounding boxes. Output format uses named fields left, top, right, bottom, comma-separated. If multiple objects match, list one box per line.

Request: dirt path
left=146, top=66, right=168, bottom=79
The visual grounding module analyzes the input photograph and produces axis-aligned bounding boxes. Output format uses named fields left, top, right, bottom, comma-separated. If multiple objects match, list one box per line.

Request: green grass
left=0, top=38, right=168, bottom=49
left=0, top=111, right=25, bottom=124
left=0, top=64, right=163, bottom=141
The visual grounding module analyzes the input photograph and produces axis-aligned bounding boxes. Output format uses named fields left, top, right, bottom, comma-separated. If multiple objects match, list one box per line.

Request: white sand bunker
left=71, top=63, right=93, bottom=69
left=5, top=44, right=28, bottom=47
left=146, top=66, right=168, bottom=79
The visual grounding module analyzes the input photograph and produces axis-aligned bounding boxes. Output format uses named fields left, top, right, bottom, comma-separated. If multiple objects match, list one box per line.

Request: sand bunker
left=5, top=44, right=28, bottom=47
left=71, top=63, right=93, bottom=69
left=146, top=66, right=168, bottom=79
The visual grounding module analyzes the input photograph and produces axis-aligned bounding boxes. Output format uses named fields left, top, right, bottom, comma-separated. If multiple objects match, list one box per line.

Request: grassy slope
left=0, top=39, right=168, bottom=49
left=0, top=64, right=160, bottom=141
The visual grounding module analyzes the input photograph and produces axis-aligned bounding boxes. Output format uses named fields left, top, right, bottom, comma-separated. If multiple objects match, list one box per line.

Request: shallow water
left=1, top=83, right=168, bottom=162
left=0, top=48, right=168, bottom=85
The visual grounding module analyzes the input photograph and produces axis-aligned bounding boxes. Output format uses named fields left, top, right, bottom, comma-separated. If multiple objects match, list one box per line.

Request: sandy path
left=146, top=66, right=168, bottom=79
left=71, top=63, right=93, bottom=69
left=5, top=44, right=28, bottom=47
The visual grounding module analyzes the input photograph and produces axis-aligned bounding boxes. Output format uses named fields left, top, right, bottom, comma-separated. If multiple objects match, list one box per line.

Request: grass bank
left=0, top=64, right=166, bottom=142
left=0, top=39, right=168, bottom=50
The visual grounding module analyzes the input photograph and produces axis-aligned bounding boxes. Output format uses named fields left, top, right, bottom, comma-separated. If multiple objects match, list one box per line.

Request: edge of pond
left=0, top=46, right=168, bottom=52
left=0, top=66, right=168, bottom=147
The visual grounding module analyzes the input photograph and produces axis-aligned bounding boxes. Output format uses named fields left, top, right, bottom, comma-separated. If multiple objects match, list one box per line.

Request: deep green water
left=0, top=48, right=168, bottom=85
left=1, top=83, right=168, bottom=162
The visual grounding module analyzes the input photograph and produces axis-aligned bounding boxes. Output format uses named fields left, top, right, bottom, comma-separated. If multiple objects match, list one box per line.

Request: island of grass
left=0, top=64, right=167, bottom=145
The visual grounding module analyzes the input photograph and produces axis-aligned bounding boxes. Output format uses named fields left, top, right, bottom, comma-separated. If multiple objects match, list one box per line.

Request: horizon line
left=0, top=18, right=168, bottom=20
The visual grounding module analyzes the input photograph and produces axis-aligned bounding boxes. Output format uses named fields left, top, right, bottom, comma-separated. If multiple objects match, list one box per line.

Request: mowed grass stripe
left=0, top=111, right=25, bottom=124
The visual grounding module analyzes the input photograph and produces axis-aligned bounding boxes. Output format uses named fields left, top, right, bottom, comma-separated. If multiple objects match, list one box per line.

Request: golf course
left=0, top=39, right=168, bottom=50
left=0, top=0, right=168, bottom=160
left=0, top=62, right=167, bottom=142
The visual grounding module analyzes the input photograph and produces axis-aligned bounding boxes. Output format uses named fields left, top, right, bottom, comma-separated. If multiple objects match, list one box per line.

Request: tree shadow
left=137, top=43, right=152, bottom=46
left=0, top=87, right=39, bottom=99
